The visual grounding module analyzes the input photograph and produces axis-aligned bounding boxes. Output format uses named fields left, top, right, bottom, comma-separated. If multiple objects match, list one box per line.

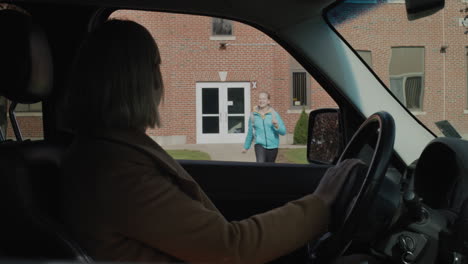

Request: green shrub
left=293, top=108, right=308, bottom=145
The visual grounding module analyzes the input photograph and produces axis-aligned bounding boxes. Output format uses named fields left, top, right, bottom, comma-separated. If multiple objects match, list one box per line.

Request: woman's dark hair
left=65, top=19, right=163, bottom=133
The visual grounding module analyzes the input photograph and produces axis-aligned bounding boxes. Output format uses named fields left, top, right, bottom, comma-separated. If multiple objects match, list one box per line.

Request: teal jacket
left=243, top=108, right=286, bottom=150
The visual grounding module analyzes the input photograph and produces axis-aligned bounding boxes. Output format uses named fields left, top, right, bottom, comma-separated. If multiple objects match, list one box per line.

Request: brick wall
left=5, top=115, right=44, bottom=139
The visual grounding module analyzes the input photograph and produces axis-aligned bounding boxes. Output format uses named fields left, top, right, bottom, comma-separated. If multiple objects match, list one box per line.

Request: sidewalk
left=164, top=143, right=305, bottom=162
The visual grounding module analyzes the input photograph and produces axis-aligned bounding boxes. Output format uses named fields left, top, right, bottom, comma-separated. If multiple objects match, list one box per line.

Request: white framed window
left=389, top=47, right=425, bottom=111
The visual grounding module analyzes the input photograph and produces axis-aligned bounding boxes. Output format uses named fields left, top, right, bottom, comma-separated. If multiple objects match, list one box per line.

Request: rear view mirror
left=406, top=0, right=444, bottom=20
left=307, top=109, right=342, bottom=164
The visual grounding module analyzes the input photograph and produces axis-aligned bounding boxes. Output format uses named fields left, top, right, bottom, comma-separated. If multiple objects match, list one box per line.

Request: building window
left=15, top=102, right=42, bottom=112
left=290, top=56, right=310, bottom=108
left=292, top=71, right=307, bottom=106
left=212, top=18, right=232, bottom=36
left=389, top=47, right=425, bottom=110
left=357, top=50, right=373, bottom=68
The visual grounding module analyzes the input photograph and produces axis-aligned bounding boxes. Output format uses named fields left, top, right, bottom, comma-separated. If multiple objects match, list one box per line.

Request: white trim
left=411, top=111, right=426, bottom=116
left=463, top=110, right=468, bottom=114
left=386, top=0, right=405, bottom=3
left=196, top=82, right=250, bottom=144
left=210, top=36, right=236, bottom=41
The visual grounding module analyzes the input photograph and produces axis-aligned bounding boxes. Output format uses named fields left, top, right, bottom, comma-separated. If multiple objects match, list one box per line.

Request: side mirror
left=307, top=108, right=342, bottom=164
left=406, top=0, right=444, bottom=21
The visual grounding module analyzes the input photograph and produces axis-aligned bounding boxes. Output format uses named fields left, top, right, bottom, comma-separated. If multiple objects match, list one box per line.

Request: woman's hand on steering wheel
left=313, top=159, right=365, bottom=208
left=313, top=112, right=395, bottom=264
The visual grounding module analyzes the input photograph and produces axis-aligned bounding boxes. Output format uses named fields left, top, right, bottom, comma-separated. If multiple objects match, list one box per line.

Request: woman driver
left=61, top=19, right=363, bottom=263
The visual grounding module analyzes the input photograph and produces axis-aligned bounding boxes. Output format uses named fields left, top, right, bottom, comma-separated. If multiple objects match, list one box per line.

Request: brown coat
left=61, top=129, right=330, bottom=264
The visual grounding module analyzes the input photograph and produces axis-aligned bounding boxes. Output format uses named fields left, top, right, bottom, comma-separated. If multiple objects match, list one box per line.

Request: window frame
left=211, top=18, right=233, bottom=37
left=290, top=69, right=310, bottom=109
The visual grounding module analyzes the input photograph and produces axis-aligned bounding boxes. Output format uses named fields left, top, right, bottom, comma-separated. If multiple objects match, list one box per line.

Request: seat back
left=0, top=7, right=91, bottom=262
left=0, top=141, right=92, bottom=262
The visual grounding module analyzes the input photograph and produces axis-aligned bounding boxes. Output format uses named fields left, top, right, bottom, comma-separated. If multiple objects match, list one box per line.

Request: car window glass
left=0, top=96, right=7, bottom=139
left=108, top=10, right=337, bottom=163
left=0, top=97, right=44, bottom=141
left=328, top=1, right=467, bottom=139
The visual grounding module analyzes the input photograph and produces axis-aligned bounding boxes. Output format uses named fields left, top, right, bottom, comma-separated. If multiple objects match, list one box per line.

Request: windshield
left=327, top=0, right=468, bottom=139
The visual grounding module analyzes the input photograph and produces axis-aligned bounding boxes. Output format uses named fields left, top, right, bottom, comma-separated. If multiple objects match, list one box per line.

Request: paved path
left=164, top=143, right=305, bottom=162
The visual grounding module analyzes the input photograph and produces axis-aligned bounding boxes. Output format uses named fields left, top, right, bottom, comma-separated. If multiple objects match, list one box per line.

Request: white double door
left=196, top=82, right=251, bottom=144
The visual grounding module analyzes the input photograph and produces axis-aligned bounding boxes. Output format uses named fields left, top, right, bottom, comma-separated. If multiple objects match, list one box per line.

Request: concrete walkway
left=164, top=143, right=305, bottom=162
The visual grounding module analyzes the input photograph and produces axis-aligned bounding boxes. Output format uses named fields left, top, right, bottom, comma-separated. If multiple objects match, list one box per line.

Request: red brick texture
left=6, top=116, right=44, bottom=139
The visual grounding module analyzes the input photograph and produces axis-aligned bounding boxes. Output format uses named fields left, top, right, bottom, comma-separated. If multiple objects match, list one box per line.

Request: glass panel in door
left=226, top=87, right=245, bottom=134
left=202, top=88, right=220, bottom=134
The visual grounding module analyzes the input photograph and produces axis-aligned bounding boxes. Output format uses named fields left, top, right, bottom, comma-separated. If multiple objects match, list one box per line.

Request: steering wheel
left=313, top=111, right=395, bottom=263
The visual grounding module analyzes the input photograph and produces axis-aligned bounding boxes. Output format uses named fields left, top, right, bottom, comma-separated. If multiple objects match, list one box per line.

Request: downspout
left=443, top=5, right=447, bottom=121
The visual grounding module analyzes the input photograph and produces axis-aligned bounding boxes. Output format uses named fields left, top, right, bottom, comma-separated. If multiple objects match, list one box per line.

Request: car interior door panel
left=179, top=160, right=331, bottom=220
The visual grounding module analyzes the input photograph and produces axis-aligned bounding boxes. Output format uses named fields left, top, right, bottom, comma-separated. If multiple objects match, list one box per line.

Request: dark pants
left=254, top=144, right=278, bottom=163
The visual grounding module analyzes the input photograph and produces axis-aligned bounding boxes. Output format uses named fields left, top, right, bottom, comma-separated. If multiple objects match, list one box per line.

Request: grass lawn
left=277, top=148, right=308, bottom=164
left=166, top=149, right=211, bottom=160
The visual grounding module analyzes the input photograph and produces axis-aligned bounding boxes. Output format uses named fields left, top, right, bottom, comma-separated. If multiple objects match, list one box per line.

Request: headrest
left=0, top=9, right=53, bottom=103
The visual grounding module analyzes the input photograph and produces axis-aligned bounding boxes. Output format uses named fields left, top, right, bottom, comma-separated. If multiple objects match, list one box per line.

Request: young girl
left=242, top=92, right=286, bottom=162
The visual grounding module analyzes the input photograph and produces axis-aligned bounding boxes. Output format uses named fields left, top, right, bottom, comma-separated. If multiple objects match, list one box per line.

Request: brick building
left=330, top=0, right=468, bottom=136
left=108, top=9, right=337, bottom=145
left=4, top=1, right=468, bottom=141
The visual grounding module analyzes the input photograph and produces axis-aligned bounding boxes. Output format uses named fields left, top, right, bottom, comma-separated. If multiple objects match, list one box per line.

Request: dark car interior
left=0, top=0, right=468, bottom=264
